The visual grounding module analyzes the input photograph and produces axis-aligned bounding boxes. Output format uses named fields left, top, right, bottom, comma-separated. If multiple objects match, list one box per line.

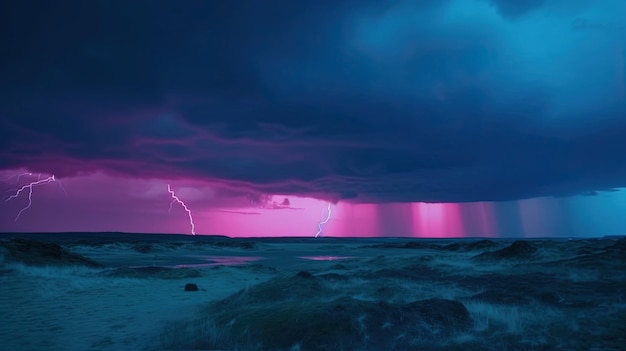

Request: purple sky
left=1, top=169, right=625, bottom=237
left=1, top=1, right=625, bottom=237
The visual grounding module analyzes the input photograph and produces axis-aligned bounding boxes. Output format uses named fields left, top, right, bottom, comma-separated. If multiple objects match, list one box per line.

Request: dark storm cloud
left=1, top=0, right=625, bottom=202
left=487, top=0, right=546, bottom=19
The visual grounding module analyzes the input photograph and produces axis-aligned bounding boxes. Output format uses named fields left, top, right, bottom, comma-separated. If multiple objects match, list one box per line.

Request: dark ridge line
left=0, top=231, right=622, bottom=242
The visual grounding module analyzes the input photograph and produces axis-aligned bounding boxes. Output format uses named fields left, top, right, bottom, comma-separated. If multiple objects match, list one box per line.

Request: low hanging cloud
left=0, top=0, right=625, bottom=203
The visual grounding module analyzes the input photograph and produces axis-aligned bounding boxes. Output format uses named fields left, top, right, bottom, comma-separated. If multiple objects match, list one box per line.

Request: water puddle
left=174, top=256, right=263, bottom=268
left=298, top=256, right=355, bottom=261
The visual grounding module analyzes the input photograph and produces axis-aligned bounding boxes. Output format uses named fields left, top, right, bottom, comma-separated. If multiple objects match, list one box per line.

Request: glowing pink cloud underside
left=1, top=170, right=605, bottom=237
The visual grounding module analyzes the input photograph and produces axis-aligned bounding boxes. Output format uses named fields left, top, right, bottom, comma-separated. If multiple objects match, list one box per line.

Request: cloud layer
left=1, top=0, right=625, bottom=202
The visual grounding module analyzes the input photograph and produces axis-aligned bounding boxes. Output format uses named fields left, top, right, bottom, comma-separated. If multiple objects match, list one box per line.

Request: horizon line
left=0, top=231, right=623, bottom=240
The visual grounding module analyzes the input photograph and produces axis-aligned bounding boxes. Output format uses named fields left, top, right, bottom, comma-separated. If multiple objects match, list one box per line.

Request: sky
left=1, top=0, right=625, bottom=237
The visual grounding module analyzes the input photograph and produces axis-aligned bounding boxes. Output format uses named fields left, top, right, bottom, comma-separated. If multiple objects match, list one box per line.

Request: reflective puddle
left=174, top=256, right=263, bottom=268
left=298, top=256, right=355, bottom=261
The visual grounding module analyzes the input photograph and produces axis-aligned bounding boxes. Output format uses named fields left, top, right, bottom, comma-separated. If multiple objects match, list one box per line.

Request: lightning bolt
left=167, top=184, right=196, bottom=235
left=1, top=172, right=32, bottom=184
left=5, top=175, right=58, bottom=221
left=315, top=203, right=332, bottom=238
left=17, top=172, right=33, bottom=183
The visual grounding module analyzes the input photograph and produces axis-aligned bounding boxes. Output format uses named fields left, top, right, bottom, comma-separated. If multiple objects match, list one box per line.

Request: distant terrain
left=1, top=233, right=625, bottom=350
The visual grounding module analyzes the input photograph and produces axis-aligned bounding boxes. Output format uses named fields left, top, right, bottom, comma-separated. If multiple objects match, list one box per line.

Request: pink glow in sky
left=411, top=202, right=465, bottom=238
left=0, top=169, right=625, bottom=237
